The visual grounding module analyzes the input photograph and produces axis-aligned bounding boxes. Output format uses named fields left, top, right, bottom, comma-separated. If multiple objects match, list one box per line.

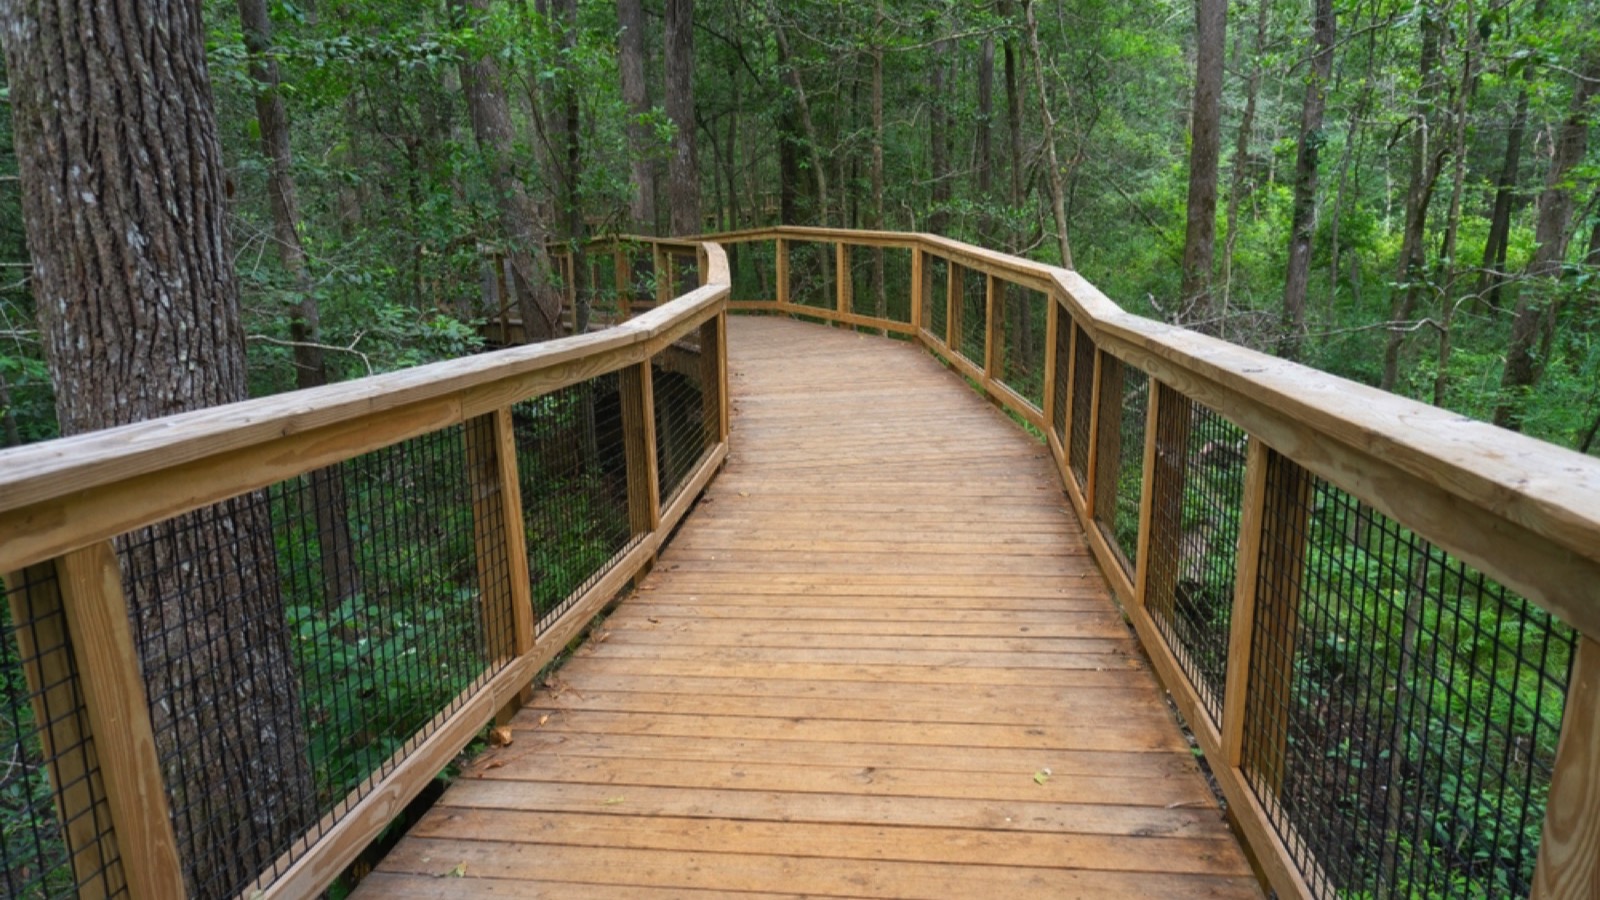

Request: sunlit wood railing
left=0, top=244, right=730, bottom=898
left=706, top=225, right=1600, bottom=900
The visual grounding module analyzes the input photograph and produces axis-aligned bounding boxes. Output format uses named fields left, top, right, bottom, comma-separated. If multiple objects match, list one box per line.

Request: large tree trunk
left=665, top=0, right=699, bottom=236
left=549, top=0, right=587, bottom=330
left=451, top=0, right=561, bottom=340
left=1495, top=48, right=1600, bottom=430
left=1179, top=0, right=1227, bottom=327
left=617, top=0, right=658, bottom=233
left=978, top=27, right=996, bottom=226
left=1023, top=0, right=1072, bottom=267
left=1278, top=0, right=1334, bottom=360
left=237, top=0, right=361, bottom=605
left=0, top=0, right=316, bottom=894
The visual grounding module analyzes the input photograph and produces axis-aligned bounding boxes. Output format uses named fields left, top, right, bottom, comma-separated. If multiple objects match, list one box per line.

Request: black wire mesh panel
left=1000, top=282, right=1048, bottom=407
left=1142, top=387, right=1246, bottom=721
left=849, top=246, right=913, bottom=324
left=729, top=240, right=775, bottom=302
left=786, top=241, right=833, bottom=310
left=1051, top=307, right=1070, bottom=444
left=622, top=243, right=658, bottom=311
left=958, top=265, right=987, bottom=367
left=1244, top=452, right=1574, bottom=898
left=669, top=251, right=700, bottom=297
left=117, top=423, right=507, bottom=898
left=924, top=255, right=948, bottom=341
left=1068, top=324, right=1095, bottom=486
left=582, top=250, right=623, bottom=328
left=0, top=568, right=122, bottom=898
left=654, top=340, right=716, bottom=506
left=1092, top=360, right=1147, bottom=569
left=511, top=375, right=634, bottom=629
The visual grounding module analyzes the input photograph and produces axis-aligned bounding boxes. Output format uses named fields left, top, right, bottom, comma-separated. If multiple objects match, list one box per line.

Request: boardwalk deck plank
left=357, top=317, right=1262, bottom=898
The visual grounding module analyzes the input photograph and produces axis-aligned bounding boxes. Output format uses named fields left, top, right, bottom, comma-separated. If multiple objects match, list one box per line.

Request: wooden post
left=909, top=246, right=925, bottom=338
left=1534, top=635, right=1600, bottom=899
left=464, top=408, right=534, bottom=721
left=1220, top=445, right=1310, bottom=792
left=775, top=238, right=791, bottom=311
left=4, top=564, right=124, bottom=898
left=835, top=242, right=851, bottom=324
left=654, top=244, right=670, bottom=308
left=619, top=362, right=662, bottom=557
left=614, top=250, right=632, bottom=319
left=55, top=542, right=185, bottom=899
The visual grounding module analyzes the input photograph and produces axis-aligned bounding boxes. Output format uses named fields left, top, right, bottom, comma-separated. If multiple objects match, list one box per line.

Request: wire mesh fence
left=1050, top=304, right=1070, bottom=445
left=668, top=250, right=700, bottom=297
left=1093, top=360, right=1147, bottom=569
left=786, top=241, right=833, bottom=311
left=848, top=245, right=913, bottom=325
left=1142, top=388, right=1246, bottom=720
left=1068, top=325, right=1094, bottom=487
left=1244, top=451, right=1574, bottom=898
left=113, top=422, right=510, bottom=898
left=653, top=331, right=718, bottom=507
left=957, top=265, right=987, bottom=367
left=620, top=242, right=659, bottom=312
left=923, top=255, right=948, bottom=342
left=0, top=568, right=122, bottom=898
left=999, top=282, right=1048, bottom=407
left=512, top=375, right=635, bottom=629
left=729, top=240, right=776, bottom=303
left=579, top=248, right=624, bottom=329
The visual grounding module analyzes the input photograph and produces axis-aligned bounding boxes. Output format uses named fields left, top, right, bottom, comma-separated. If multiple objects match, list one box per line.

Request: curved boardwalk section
left=357, top=317, right=1262, bottom=898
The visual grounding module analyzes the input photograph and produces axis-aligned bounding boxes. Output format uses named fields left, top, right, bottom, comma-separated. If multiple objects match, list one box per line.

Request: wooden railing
left=706, top=226, right=1600, bottom=900
left=0, top=243, right=730, bottom=898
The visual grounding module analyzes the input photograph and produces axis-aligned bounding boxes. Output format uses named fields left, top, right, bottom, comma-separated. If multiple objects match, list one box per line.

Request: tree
left=1495, top=45, right=1600, bottom=430
left=618, top=0, right=659, bottom=232
left=0, top=0, right=316, bottom=892
left=1179, top=0, right=1227, bottom=325
left=451, top=0, right=563, bottom=340
left=1279, top=0, right=1335, bottom=359
left=665, top=0, right=700, bottom=235
left=1023, top=0, right=1073, bottom=267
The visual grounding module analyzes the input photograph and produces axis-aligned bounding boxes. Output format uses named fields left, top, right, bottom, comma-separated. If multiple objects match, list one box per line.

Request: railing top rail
left=0, top=242, right=729, bottom=573
left=709, top=226, right=1600, bottom=636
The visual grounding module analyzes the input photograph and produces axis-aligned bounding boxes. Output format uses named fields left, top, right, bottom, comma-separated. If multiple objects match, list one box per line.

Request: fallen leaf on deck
left=1033, top=768, right=1052, bottom=785
left=538, top=714, right=551, bottom=726
left=485, top=759, right=505, bottom=769
left=439, top=862, right=467, bottom=878
left=602, top=796, right=626, bottom=805
left=488, top=726, right=513, bottom=747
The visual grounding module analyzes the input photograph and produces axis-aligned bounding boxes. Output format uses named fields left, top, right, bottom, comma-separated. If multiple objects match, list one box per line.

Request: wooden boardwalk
left=356, top=317, right=1262, bottom=898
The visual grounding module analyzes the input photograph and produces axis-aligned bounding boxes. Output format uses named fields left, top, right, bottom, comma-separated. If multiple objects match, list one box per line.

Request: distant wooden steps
left=355, top=316, right=1263, bottom=898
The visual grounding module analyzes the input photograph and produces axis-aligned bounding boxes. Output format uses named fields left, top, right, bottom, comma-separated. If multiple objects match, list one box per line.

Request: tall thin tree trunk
left=771, top=11, right=829, bottom=225
left=1221, top=0, right=1270, bottom=312
left=978, top=28, right=996, bottom=238
left=452, top=0, right=561, bottom=341
left=665, top=0, right=700, bottom=236
left=238, top=0, right=360, bottom=604
left=1479, top=0, right=1541, bottom=312
left=617, top=0, right=658, bottom=233
left=929, top=31, right=954, bottom=235
left=549, top=0, right=587, bottom=330
left=1495, top=48, right=1600, bottom=429
left=1023, top=0, right=1073, bottom=267
left=1279, top=0, right=1335, bottom=359
left=1002, top=0, right=1027, bottom=252
left=1380, top=3, right=1447, bottom=392
left=871, top=1, right=887, bottom=325
left=0, top=0, right=316, bottom=892
left=1180, top=0, right=1227, bottom=327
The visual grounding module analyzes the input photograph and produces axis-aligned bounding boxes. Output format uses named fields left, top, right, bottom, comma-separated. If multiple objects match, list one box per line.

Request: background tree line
left=1, top=0, right=1597, bottom=452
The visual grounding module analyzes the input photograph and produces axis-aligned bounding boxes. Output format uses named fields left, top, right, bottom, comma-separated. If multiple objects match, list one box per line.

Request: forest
left=0, top=0, right=1596, bottom=451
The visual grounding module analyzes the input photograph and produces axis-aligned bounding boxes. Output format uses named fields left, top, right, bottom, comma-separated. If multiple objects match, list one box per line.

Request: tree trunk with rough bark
left=0, top=0, right=317, bottom=893
left=929, top=31, right=953, bottom=235
left=1278, top=0, right=1334, bottom=360
left=1221, top=0, right=1269, bottom=311
left=1495, top=48, right=1600, bottom=430
left=617, top=0, right=658, bottom=233
left=665, top=0, right=699, bottom=236
left=451, top=0, right=561, bottom=340
left=1179, top=0, right=1226, bottom=327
